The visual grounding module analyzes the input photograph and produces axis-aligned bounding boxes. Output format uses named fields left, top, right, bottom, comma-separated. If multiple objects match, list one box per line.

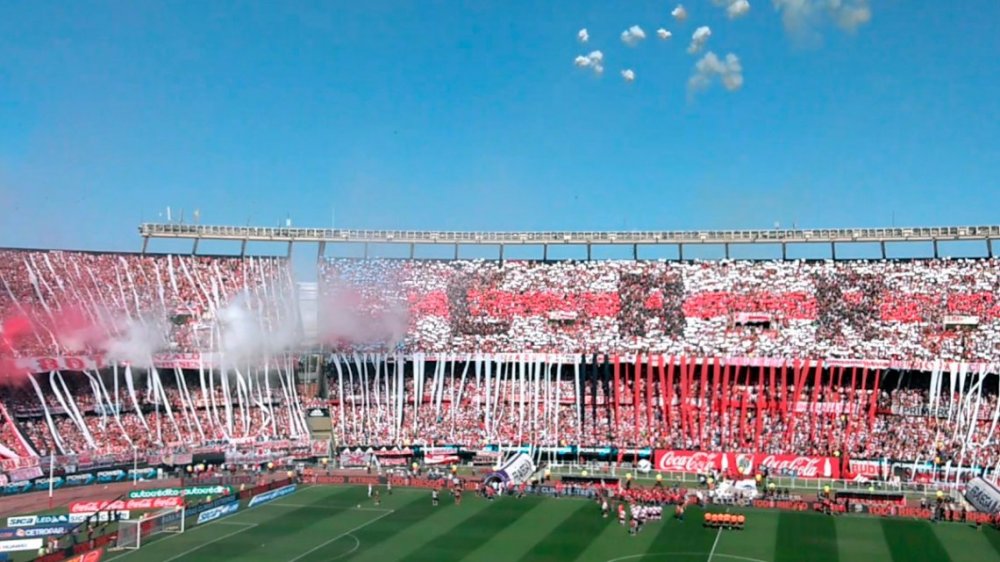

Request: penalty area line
left=286, top=509, right=396, bottom=562
left=161, top=523, right=258, bottom=562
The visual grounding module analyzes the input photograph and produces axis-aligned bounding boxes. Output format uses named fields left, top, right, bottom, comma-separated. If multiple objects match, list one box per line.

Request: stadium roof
left=139, top=223, right=999, bottom=259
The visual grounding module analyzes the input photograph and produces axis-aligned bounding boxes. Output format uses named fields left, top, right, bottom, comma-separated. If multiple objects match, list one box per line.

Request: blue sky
left=0, top=1, right=998, bottom=265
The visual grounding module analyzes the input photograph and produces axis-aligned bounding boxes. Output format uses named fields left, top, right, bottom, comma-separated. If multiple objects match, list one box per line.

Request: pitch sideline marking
left=286, top=509, right=396, bottom=562
left=604, top=552, right=770, bottom=562
left=707, top=528, right=723, bottom=562
left=270, top=502, right=394, bottom=513
left=160, top=523, right=258, bottom=562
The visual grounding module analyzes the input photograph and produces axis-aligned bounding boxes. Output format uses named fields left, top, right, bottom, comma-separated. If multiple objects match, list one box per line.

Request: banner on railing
left=423, top=447, right=460, bottom=465
left=653, top=450, right=840, bottom=479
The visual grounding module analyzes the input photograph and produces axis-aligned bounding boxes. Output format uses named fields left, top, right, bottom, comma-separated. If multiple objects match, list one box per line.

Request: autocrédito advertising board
left=126, top=485, right=233, bottom=500
left=248, top=485, right=297, bottom=508
left=196, top=500, right=239, bottom=525
left=965, top=477, right=1000, bottom=514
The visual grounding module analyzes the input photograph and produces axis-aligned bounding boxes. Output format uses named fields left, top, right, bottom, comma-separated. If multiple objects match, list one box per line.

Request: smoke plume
left=688, top=51, right=744, bottom=95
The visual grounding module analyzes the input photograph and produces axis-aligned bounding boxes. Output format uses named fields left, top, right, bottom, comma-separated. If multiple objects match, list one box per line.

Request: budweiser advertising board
left=69, top=497, right=183, bottom=514
left=653, top=450, right=839, bottom=479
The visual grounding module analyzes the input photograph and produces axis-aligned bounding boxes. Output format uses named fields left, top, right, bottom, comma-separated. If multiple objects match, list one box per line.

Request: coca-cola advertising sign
left=653, top=451, right=728, bottom=474
left=653, top=450, right=840, bottom=479
left=69, top=497, right=183, bottom=514
left=755, top=455, right=838, bottom=479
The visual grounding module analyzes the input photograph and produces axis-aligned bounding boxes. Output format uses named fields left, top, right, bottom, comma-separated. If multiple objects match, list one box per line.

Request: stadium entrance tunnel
left=482, top=473, right=508, bottom=488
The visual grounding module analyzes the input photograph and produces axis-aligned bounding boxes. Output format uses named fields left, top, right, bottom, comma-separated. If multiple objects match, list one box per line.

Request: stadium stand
left=0, top=250, right=998, bottom=485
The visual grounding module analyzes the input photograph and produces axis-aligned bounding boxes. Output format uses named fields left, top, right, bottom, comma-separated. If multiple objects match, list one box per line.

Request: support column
left=192, top=239, right=200, bottom=255
left=287, top=241, right=294, bottom=258
left=499, top=244, right=505, bottom=264
left=933, top=239, right=939, bottom=259
left=363, top=242, right=369, bottom=259
left=454, top=244, right=459, bottom=260
left=724, top=243, right=730, bottom=260
left=317, top=241, right=327, bottom=262
left=240, top=239, right=247, bottom=257
left=141, top=237, right=149, bottom=255
left=678, top=244, right=684, bottom=261
left=543, top=244, right=548, bottom=261
left=586, top=244, right=592, bottom=261
left=831, top=242, right=837, bottom=260
left=988, top=239, right=994, bottom=259
left=880, top=241, right=887, bottom=259
left=633, top=244, right=638, bottom=260
left=409, top=243, right=415, bottom=259
left=781, top=243, right=787, bottom=260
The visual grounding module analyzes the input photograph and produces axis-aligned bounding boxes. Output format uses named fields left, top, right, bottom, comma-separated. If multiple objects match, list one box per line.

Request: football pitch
left=102, top=485, right=1000, bottom=562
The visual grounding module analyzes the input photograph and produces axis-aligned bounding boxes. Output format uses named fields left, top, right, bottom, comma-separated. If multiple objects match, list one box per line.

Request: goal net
left=114, top=506, right=186, bottom=550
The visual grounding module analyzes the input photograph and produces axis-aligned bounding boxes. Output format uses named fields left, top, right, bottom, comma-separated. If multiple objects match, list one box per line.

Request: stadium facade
left=1, top=223, right=999, bottom=489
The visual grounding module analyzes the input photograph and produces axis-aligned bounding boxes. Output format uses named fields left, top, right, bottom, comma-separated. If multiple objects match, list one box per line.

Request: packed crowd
left=325, top=359, right=1000, bottom=470
left=322, top=258, right=1000, bottom=361
left=0, top=372, right=307, bottom=457
left=0, top=249, right=293, bottom=356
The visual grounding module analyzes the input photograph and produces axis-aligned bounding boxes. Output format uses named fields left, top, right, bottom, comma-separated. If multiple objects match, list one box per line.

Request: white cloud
left=621, top=25, right=647, bottom=47
left=578, top=28, right=589, bottom=43
left=687, top=26, right=712, bottom=54
left=657, top=28, right=673, bottom=40
left=727, top=0, right=751, bottom=19
left=773, top=0, right=871, bottom=35
left=688, top=51, right=744, bottom=95
left=621, top=69, right=636, bottom=82
left=574, top=50, right=605, bottom=75
left=672, top=4, right=689, bottom=21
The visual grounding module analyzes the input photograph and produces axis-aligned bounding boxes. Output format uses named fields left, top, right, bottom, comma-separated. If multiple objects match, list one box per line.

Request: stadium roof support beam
left=317, top=241, right=326, bottom=262
left=137, top=223, right=1000, bottom=260
left=141, top=236, right=149, bottom=255
left=880, top=241, right=887, bottom=259
left=191, top=238, right=199, bottom=256
left=831, top=242, right=837, bottom=260
left=989, top=239, right=994, bottom=259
